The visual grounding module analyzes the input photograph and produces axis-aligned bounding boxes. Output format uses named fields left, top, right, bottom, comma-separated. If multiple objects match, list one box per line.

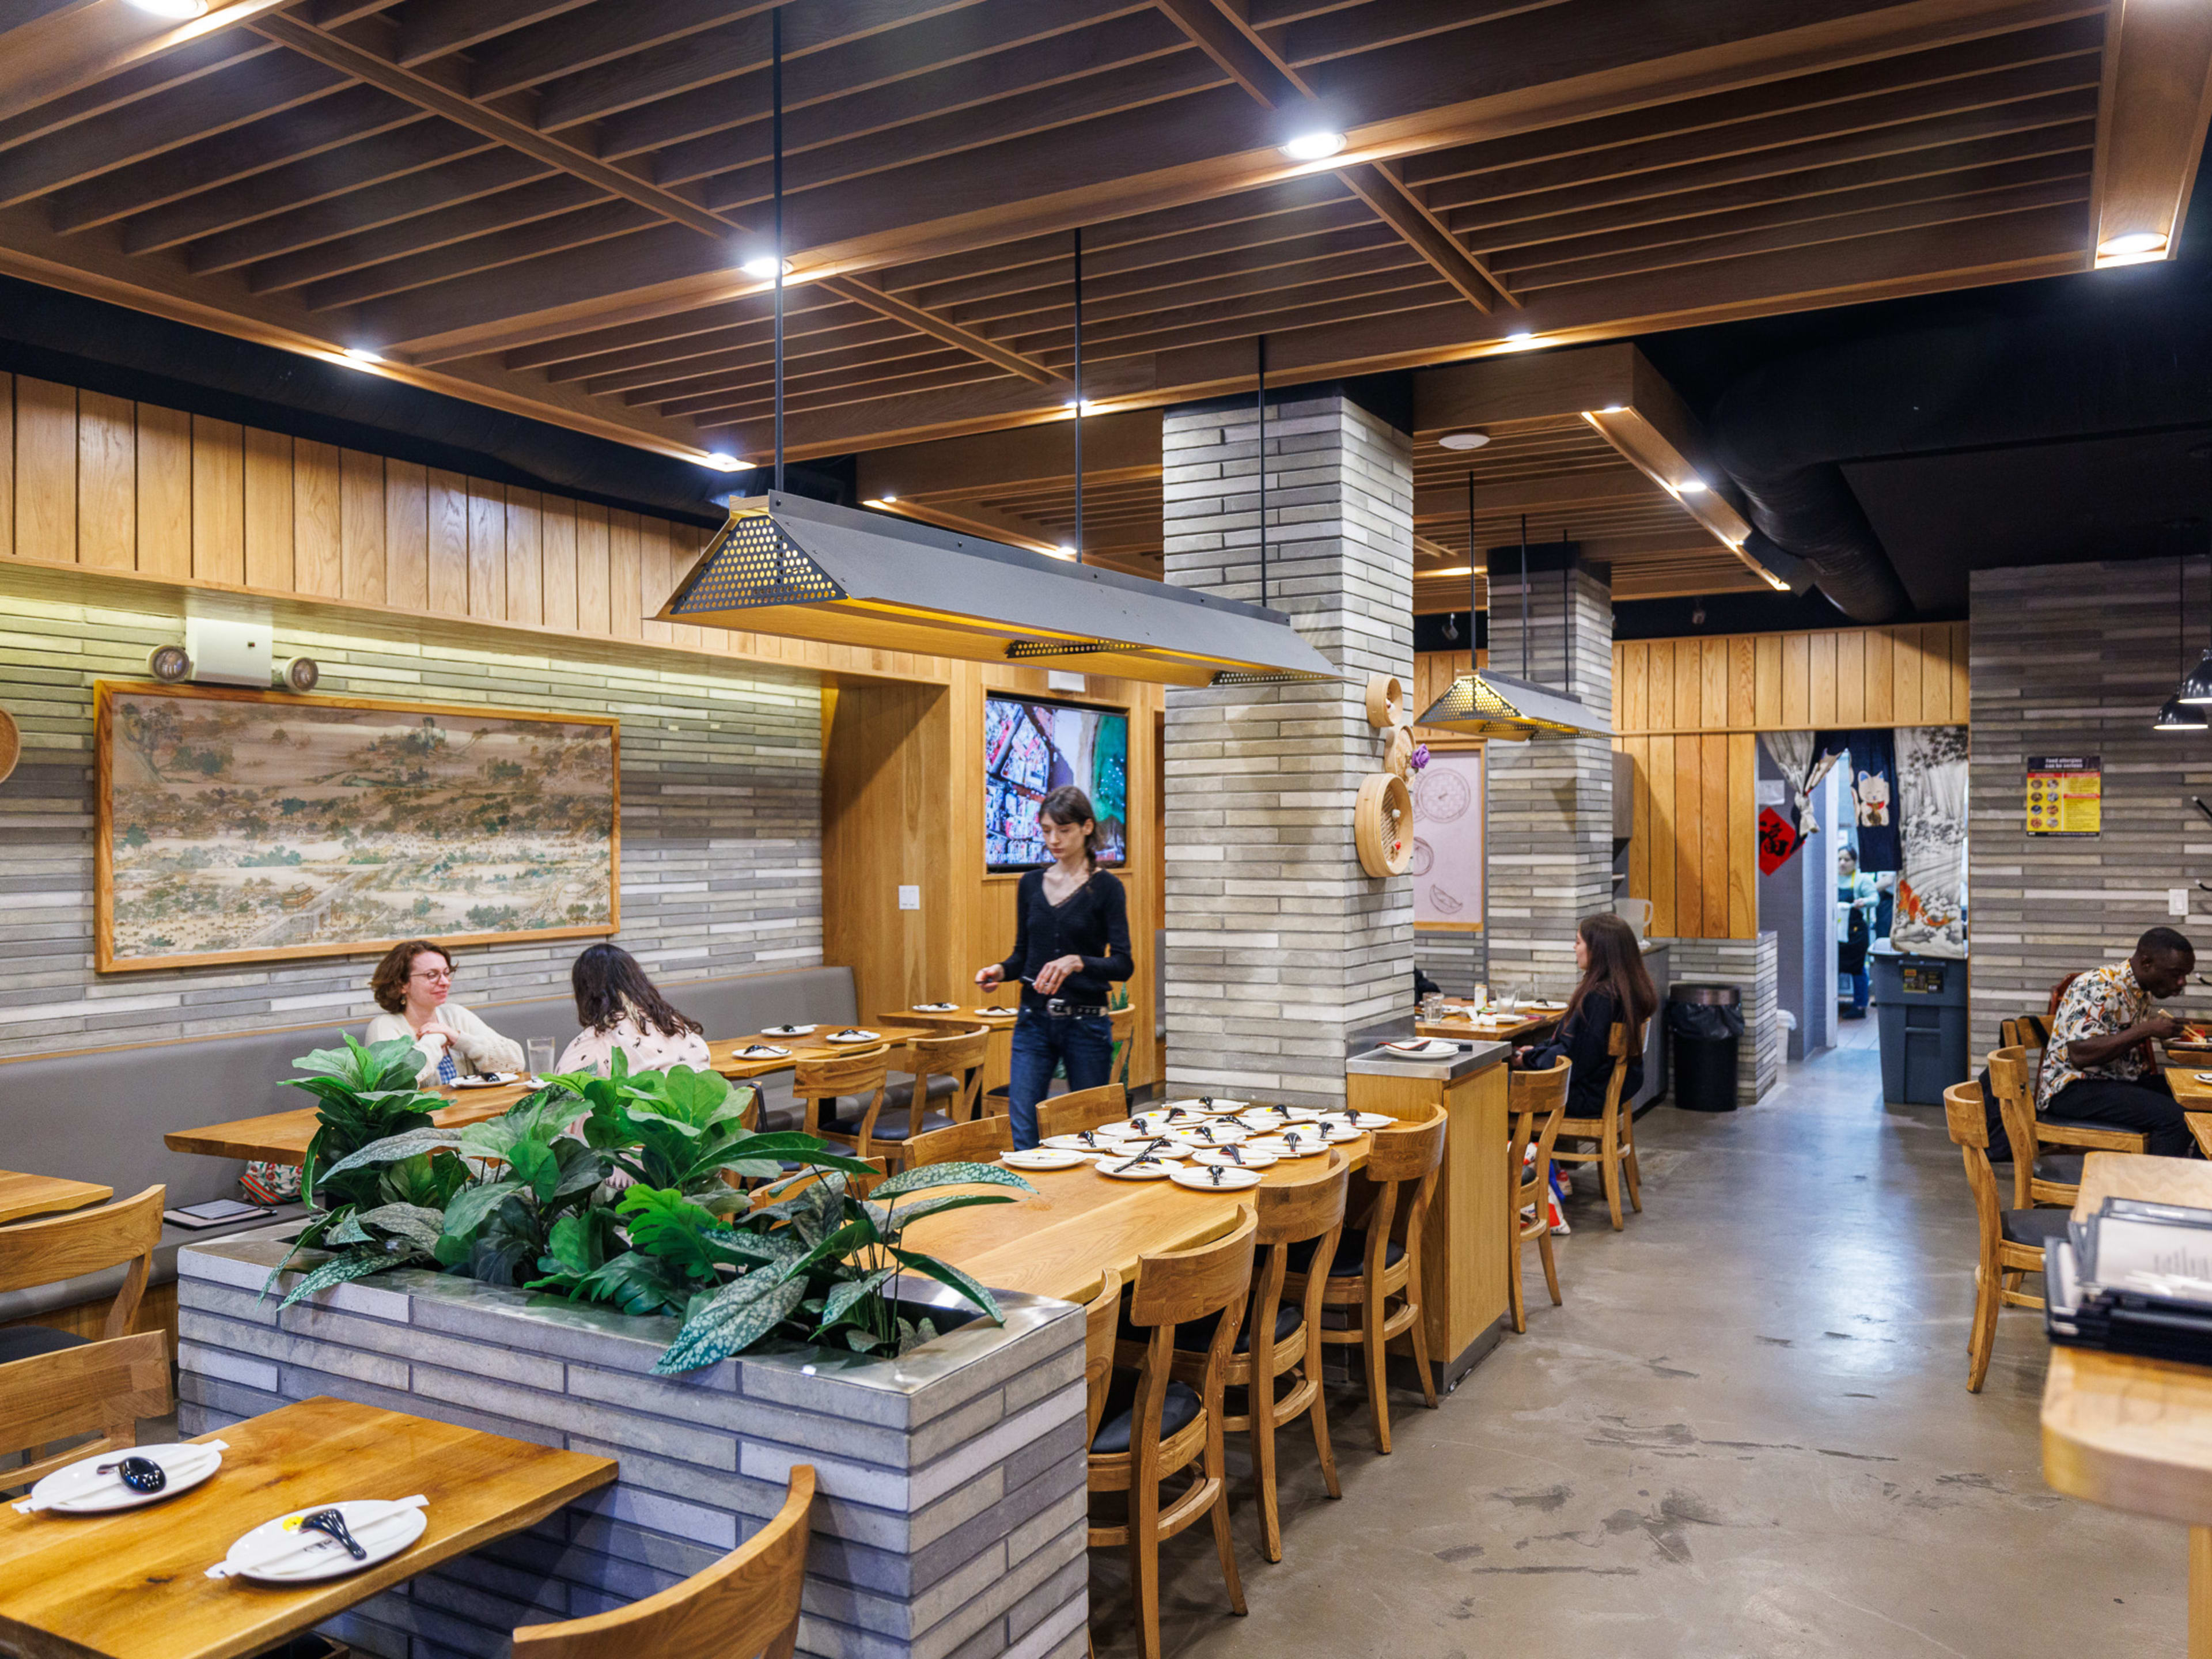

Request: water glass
left=527, top=1037, right=556, bottom=1078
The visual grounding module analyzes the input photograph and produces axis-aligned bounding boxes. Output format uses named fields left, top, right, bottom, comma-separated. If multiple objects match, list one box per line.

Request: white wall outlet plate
left=1046, top=671, right=1086, bottom=693
left=183, top=618, right=272, bottom=687
left=2173, top=888, right=2192, bottom=918
left=897, top=885, right=921, bottom=911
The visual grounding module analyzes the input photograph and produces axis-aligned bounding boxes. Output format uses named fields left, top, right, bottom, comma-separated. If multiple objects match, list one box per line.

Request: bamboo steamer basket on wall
left=1354, top=771, right=1413, bottom=878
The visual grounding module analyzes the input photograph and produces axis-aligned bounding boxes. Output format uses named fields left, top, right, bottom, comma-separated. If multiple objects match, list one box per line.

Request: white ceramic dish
left=824, top=1029, right=881, bottom=1045
left=1002, top=1147, right=1089, bottom=1172
left=1191, top=1146, right=1277, bottom=1170
left=761, top=1024, right=816, bottom=1037
left=913, top=1002, right=960, bottom=1012
left=734, top=1043, right=791, bottom=1059
left=1320, top=1123, right=1365, bottom=1143
left=2195, top=1071, right=2212, bottom=1083
left=1096, top=1156, right=1180, bottom=1181
left=1166, top=1122, right=1249, bottom=1146
left=17, top=1441, right=226, bottom=1515
left=1247, top=1133, right=1328, bottom=1158
left=1171, top=1164, right=1262, bottom=1191
left=975, top=1007, right=1017, bottom=1018
left=1236, top=1107, right=1300, bottom=1132
left=450, top=1072, right=517, bottom=1088
left=209, top=1496, right=429, bottom=1583
left=1044, top=1131, right=1123, bottom=1153
left=1310, top=1111, right=1395, bottom=1132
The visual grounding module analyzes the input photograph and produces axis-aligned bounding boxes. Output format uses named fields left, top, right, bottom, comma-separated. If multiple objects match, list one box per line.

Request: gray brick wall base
left=1658, top=934, right=1781, bottom=1105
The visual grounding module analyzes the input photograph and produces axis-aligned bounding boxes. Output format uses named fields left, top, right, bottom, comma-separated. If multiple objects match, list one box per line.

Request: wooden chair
left=513, top=1466, right=815, bottom=1659
left=1109, top=1004, right=1137, bottom=1087
left=882, top=1026, right=990, bottom=1134
left=1090, top=1210, right=1255, bottom=1659
left=1550, top=1022, right=1642, bottom=1230
left=796, top=1047, right=894, bottom=1163
left=1037, top=1083, right=1127, bottom=1141
left=1987, top=1045, right=2147, bottom=1210
left=1507, top=1058, right=1571, bottom=1334
left=1078, top=1267, right=1124, bottom=1659
left=1285, top=1108, right=1445, bottom=1455
left=899, top=1113, right=1012, bottom=1169
left=1169, top=1155, right=1346, bottom=1563
left=1999, top=1014, right=2051, bottom=1095
left=1943, top=1080, right=2065, bottom=1393
left=0, top=1186, right=171, bottom=1488
left=747, top=1156, right=887, bottom=1210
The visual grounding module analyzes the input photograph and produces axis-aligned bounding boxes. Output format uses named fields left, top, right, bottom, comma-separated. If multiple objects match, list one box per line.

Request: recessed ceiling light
left=740, top=255, right=793, bottom=279
left=1427, top=565, right=1474, bottom=577
left=340, top=346, right=382, bottom=365
left=1438, top=430, right=1491, bottom=451
left=1501, top=331, right=1539, bottom=350
left=880, top=493, right=897, bottom=503
left=1280, top=131, right=1347, bottom=162
left=2100, top=231, right=2167, bottom=257
left=127, top=0, right=209, bottom=17
left=1599, top=404, right=1626, bottom=414
left=1678, top=478, right=1708, bottom=494
left=1055, top=544, right=1077, bottom=558
left=702, top=452, right=752, bottom=472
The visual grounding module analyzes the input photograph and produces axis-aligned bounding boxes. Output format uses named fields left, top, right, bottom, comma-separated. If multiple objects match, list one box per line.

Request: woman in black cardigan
left=975, top=785, right=1133, bottom=1147
left=1512, top=912, right=1658, bottom=1123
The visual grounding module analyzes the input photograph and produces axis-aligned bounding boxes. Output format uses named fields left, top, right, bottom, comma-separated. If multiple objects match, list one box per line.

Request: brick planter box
left=176, top=1234, right=1087, bottom=1659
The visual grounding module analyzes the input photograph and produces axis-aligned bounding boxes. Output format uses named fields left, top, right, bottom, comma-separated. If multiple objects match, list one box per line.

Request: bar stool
left=1090, top=1210, right=1255, bottom=1659
left=884, top=1026, right=990, bottom=1129
left=794, top=1048, right=893, bottom=1162
left=1037, top=1083, right=1126, bottom=1140
left=1284, top=1107, right=1445, bottom=1455
left=1508, top=1056, right=1570, bottom=1334
left=1170, top=1154, right=1347, bottom=1562
left=1551, top=1022, right=1641, bottom=1229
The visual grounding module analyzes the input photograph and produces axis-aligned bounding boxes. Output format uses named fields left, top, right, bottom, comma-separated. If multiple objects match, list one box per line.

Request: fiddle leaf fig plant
left=264, top=1046, right=1031, bottom=1373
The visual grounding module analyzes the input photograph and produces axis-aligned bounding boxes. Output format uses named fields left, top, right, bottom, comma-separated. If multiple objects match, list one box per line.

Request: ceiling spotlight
left=1501, top=331, right=1539, bottom=349
left=701, top=452, right=751, bottom=472
left=1280, top=131, right=1347, bottom=162
left=1427, top=565, right=1474, bottom=577
left=1438, top=430, right=1491, bottom=452
left=740, top=255, right=793, bottom=279
left=880, top=493, right=897, bottom=503
left=340, top=346, right=382, bottom=365
left=127, top=0, right=209, bottom=16
left=1055, top=544, right=1077, bottom=559
left=2099, top=231, right=2168, bottom=257
left=1678, top=478, right=1709, bottom=494
left=1599, top=404, right=1626, bottom=414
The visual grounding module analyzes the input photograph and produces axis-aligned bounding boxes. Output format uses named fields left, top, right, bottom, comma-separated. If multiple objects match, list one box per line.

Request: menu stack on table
left=2047, top=1198, right=2212, bottom=1365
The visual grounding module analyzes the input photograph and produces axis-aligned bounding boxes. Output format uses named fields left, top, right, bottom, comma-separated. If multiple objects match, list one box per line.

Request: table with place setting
left=1414, top=1001, right=1565, bottom=1046
left=0, top=1168, right=113, bottom=1225
left=876, top=1000, right=1023, bottom=1092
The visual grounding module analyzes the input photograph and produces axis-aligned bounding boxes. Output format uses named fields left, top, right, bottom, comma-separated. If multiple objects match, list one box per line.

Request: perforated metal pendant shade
left=662, top=494, right=1340, bottom=686
left=1413, top=669, right=1612, bottom=741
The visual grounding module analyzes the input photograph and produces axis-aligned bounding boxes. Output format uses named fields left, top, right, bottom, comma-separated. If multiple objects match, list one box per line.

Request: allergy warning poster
left=2025, top=755, right=2100, bottom=836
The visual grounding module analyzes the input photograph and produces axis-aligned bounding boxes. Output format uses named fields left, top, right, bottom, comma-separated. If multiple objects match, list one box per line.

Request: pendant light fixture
left=658, top=6, right=1336, bottom=687
left=2180, top=505, right=2212, bottom=706
left=2164, top=537, right=2211, bottom=724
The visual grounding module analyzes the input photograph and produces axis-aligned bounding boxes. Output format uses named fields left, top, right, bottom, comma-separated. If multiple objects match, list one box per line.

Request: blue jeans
left=1007, top=1007, right=1114, bottom=1149
left=1844, top=967, right=1869, bottom=1013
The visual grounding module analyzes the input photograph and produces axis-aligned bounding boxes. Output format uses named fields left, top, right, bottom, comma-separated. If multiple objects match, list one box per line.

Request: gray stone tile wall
left=1415, top=929, right=1487, bottom=996
left=1660, top=934, right=1781, bottom=1105
left=176, top=1237, right=1087, bottom=1659
left=1968, top=558, right=2212, bottom=1052
left=0, top=574, right=822, bottom=1059
left=1158, top=393, right=1415, bottom=1105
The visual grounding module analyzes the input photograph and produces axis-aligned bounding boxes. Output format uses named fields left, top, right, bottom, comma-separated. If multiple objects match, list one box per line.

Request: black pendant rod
left=1071, top=226, right=1083, bottom=565
left=770, top=5, right=784, bottom=497
left=1466, top=471, right=1476, bottom=651
left=1561, top=533, right=1571, bottom=697
left=1257, top=335, right=1268, bottom=608
left=1519, top=512, right=1530, bottom=680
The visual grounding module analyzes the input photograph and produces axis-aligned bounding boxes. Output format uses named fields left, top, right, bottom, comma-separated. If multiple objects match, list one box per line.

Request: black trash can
left=1669, top=983, right=1743, bottom=1112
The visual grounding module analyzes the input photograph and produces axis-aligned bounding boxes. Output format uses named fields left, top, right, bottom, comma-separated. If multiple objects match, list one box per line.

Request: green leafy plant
left=264, top=1047, right=1031, bottom=1373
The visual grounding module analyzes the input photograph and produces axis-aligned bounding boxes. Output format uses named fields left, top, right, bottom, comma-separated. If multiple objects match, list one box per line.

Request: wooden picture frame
left=94, top=680, right=619, bottom=974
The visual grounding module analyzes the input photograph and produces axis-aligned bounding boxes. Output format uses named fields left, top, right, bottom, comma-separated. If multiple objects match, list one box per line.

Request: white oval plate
left=913, top=1002, right=959, bottom=1012
left=1097, top=1156, right=1180, bottom=1180
left=1310, top=1111, right=1394, bottom=1132
left=450, top=1073, right=517, bottom=1088
left=761, top=1024, right=816, bottom=1037
left=1043, top=1131, right=1123, bottom=1153
left=1192, top=1097, right=1251, bottom=1113
left=1247, top=1134, right=1329, bottom=1158
left=1171, top=1163, right=1263, bottom=1191
left=1002, top=1147, right=1088, bottom=1172
left=212, top=1497, right=429, bottom=1583
left=1166, top=1123, right=1249, bottom=1146
left=975, top=1007, right=1017, bottom=1018
left=1320, top=1123, right=1366, bottom=1143
left=1236, top=1107, right=1300, bottom=1132
left=1192, top=1146, right=1276, bottom=1169
left=824, top=1029, right=881, bottom=1044
left=2195, top=1071, right=2212, bottom=1083
left=734, top=1043, right=791, bottom=1060
left=21, top=1441, right=225, bottom=1515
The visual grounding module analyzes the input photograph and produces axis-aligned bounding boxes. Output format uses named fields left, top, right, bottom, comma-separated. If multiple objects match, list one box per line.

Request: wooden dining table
left=164, top=1024, right=946, bottom=1168
left=1415, top=1005, right=1563, bottom=1044
left=0, top=1168, right=113, bottom=1225
left=0, top=1394, right=612, bottom=1659
left=2162, top=1066, right=2212, bottom=1157
left=2042, top=1152, right=2212, bottom=1656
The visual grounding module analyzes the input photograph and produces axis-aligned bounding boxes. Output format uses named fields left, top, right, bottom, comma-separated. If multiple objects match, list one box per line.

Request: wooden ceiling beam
left=295, top=193, right=645, bottom=308
left=1272, top=0, right=1574, bottom=69
left=513, top=289, right=850, bottom=373
left=465, top=0, right=776, bottom=100
left=393, top=0, right=597, bottom=69
left=2085, top=0, right=2212, bottom=271
left=1150, top=0, right=1308, bottom=105
left=0, top=31, right=276, bottom=154
left=1012, top=276, right=1459, bottom=369
left=661, top=357, right=1014, bottom=421
left=584, top=316, right=919, bottom=395
left=623, top=338, right=967, bottom=407
left=0, top=0, right=296, bottom=128
left=544, top=294, right=861, bottom=380
left=1336, top=160, right=1508, bottom=312
left=972, top=240, right=1421, bottom=338
left=1412, top=471, right=1662, bottom=521
left=857, top=408, right=1157, bottom=497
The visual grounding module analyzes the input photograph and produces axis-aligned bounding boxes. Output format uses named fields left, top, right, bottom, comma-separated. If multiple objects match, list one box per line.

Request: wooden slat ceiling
left=0, top=0, right=2202, bottom=474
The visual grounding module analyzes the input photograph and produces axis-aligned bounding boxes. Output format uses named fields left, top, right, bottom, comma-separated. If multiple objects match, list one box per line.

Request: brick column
left=1158, top=391, right=1414, bottom=1107
left=1484, top=560, right=1615, bottom=1001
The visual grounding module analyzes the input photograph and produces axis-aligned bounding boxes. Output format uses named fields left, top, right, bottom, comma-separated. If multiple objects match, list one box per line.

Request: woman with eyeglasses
left=365, top=938, right=524, bottom=1085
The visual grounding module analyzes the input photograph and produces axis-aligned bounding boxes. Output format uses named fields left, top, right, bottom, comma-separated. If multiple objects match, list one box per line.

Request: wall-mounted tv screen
left=984, top=695, right=1128, bottom=871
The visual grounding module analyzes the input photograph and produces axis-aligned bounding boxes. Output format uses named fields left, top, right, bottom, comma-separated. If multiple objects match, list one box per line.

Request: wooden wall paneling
left=75, top=390, right=134, bottom=572
left=1699, top=638, right=1726, bottom=730
left=1619, top=641, right=1646, bottom=733
left=638, top=517, right=673, bottom=646
left=15, top=376, right=75, bottom=566
left=1728, top=635, right=1755, bottom=728
left=1646, top=639, right=1673, bottom=733
left=1699, top=732, right=1728, bottom=935
left=1892, top=623, right=1924, bottom=724
left=1727, top=733, right=1755, bottom=938
left=504, top=486, right=543, bottom=627
left=575, top=502, right=610, bottom=635
left=1834, top=627, right=1864, bottom=726
left=665, top=522, right=702, bottom=651
left=1782, top=631, right=1810, bottom=726
left=293, top=438, right=342, bottom=599
left=466, top=479, right=505, bottom=621
left=384, top=459, right=428, bottom=609
left=1808, top=630, right=1836, bottom=728
left=190, top=416, right=244, bottom=584
left=426, top=468, right=468, bottom=612
left=135, top=403, right=191, bottom=580
left=1648, top=733, right=1677, bottom=938
left=823, top=680, right=954, bottom=1017
left=340, top=449, right=385, bottom=604
left=1672, top=634, right=1700, bottom=733
left=1862, top=626, right=1893, bottom=724
left=1624, top=737, right=1650, bottom=905
left=1752, top=633, right=1781, bottom=726
left=0, top=376, right=12, bottom=559
left=540, top=496, right=577, bottom=632
left=607, top=510, right=641, bottom=640
left=242, top=425, right=293, bottom=594
left=1946, top=621, right=1971, bottom=721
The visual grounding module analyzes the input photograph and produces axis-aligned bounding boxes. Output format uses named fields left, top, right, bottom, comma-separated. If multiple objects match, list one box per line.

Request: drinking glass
left=527, top=1037, right=556, bottom=1078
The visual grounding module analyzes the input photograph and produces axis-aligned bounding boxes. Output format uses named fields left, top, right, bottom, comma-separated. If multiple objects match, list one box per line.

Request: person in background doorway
left=556, top=942, right=713, bottom=1076
left=365, top=939, right=525, bottom=1085
left=975, top=785, right=1133, bottom=1149
left=1837, top=847, right=1878, bottom=1018
left=2039, top=927, right=2198, bottom=1157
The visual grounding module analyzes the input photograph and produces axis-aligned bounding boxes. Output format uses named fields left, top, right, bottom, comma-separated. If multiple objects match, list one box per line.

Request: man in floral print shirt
left=2039, top=927, right=2196, bottom=1156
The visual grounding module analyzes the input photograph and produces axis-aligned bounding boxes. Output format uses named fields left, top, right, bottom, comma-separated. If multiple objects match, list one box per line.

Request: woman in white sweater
left=555, top=944, right=712, bottom=1076
left=365, top=938, right=524, bottom=1086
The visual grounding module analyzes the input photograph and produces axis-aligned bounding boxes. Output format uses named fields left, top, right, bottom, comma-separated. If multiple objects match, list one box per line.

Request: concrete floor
left=1092, top=1036, right=2187, bottom=1658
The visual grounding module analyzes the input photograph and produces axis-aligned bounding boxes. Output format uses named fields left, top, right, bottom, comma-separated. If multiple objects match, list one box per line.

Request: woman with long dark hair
left=1512, top=912, right=1658, bottom=1120
left=975, top=784, right=1133, bottom=1149
left=555, top=943, right=712, bottom=1075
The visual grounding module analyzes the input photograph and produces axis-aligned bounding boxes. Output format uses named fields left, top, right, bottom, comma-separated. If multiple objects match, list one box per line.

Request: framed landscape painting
left=94, top=681, right=619, bottom=973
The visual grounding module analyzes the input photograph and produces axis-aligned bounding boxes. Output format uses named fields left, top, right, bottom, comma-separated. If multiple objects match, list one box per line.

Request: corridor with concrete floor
left=1093, top=1040, right=2179, bottom=1658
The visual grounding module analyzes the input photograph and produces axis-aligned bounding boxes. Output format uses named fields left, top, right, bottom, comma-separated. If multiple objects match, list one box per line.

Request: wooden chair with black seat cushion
left=1037, top=1083, right=1127, bottom=1141
left=1550, top=1022, right=1642, bottom=1231
left=1109, top=1005, right=1137, bottom=1086
left=1090, top=1210, right=1255, bottom=1659
left=899, top=1113, right=1012, bottom=1169
left=1943, top=1080, right=2065, bottom=1394
left=1987, top=1045, right=2147, bottom=1211
left=2000, top=1014, right=2052, bottom=1095
left=1168, top=1155, right=1347, bottom=1563
left=1284, top=1108, right=1446, bottom=1456
left=1078, top=1267, right=1123, bottom=1659
left=1508, top=1057, right=1571, bottom=1334
left=881, top=1027, right=990, bottom=1143
left=0, top=1185, right=171, bottom=1488
left=513, top=1466, right=814, bottom=1659
left=795, top=1047, right=895, bottom=1163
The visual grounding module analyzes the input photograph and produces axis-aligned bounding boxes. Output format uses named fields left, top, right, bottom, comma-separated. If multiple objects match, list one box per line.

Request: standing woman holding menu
left=976, top=785, right=1134, bottom=1149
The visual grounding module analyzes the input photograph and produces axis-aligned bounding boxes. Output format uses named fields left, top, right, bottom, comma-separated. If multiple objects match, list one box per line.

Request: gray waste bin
left=1669, top=983, right=1742, bottom=1112
left=1870, top=946, right=1968, bottom=1105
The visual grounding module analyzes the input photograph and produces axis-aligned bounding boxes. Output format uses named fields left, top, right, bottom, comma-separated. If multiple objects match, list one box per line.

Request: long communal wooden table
left=2162, top=1066, right=2212, bottom=1157
left=164, top=1025, right=944, bottom=1168
left=0, top=1395, right=612, bottom=1659
left=0, top=1169, right=113, bottom=1225
left=2043, top=1152, right=2212, bottom=1657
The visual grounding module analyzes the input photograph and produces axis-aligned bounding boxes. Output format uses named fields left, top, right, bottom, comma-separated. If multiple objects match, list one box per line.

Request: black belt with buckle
left=1041, top=997, right=1108, bottom=1018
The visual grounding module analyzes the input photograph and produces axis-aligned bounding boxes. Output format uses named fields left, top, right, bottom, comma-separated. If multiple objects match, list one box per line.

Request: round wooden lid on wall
left=0, top=709, right=16, bottom=785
